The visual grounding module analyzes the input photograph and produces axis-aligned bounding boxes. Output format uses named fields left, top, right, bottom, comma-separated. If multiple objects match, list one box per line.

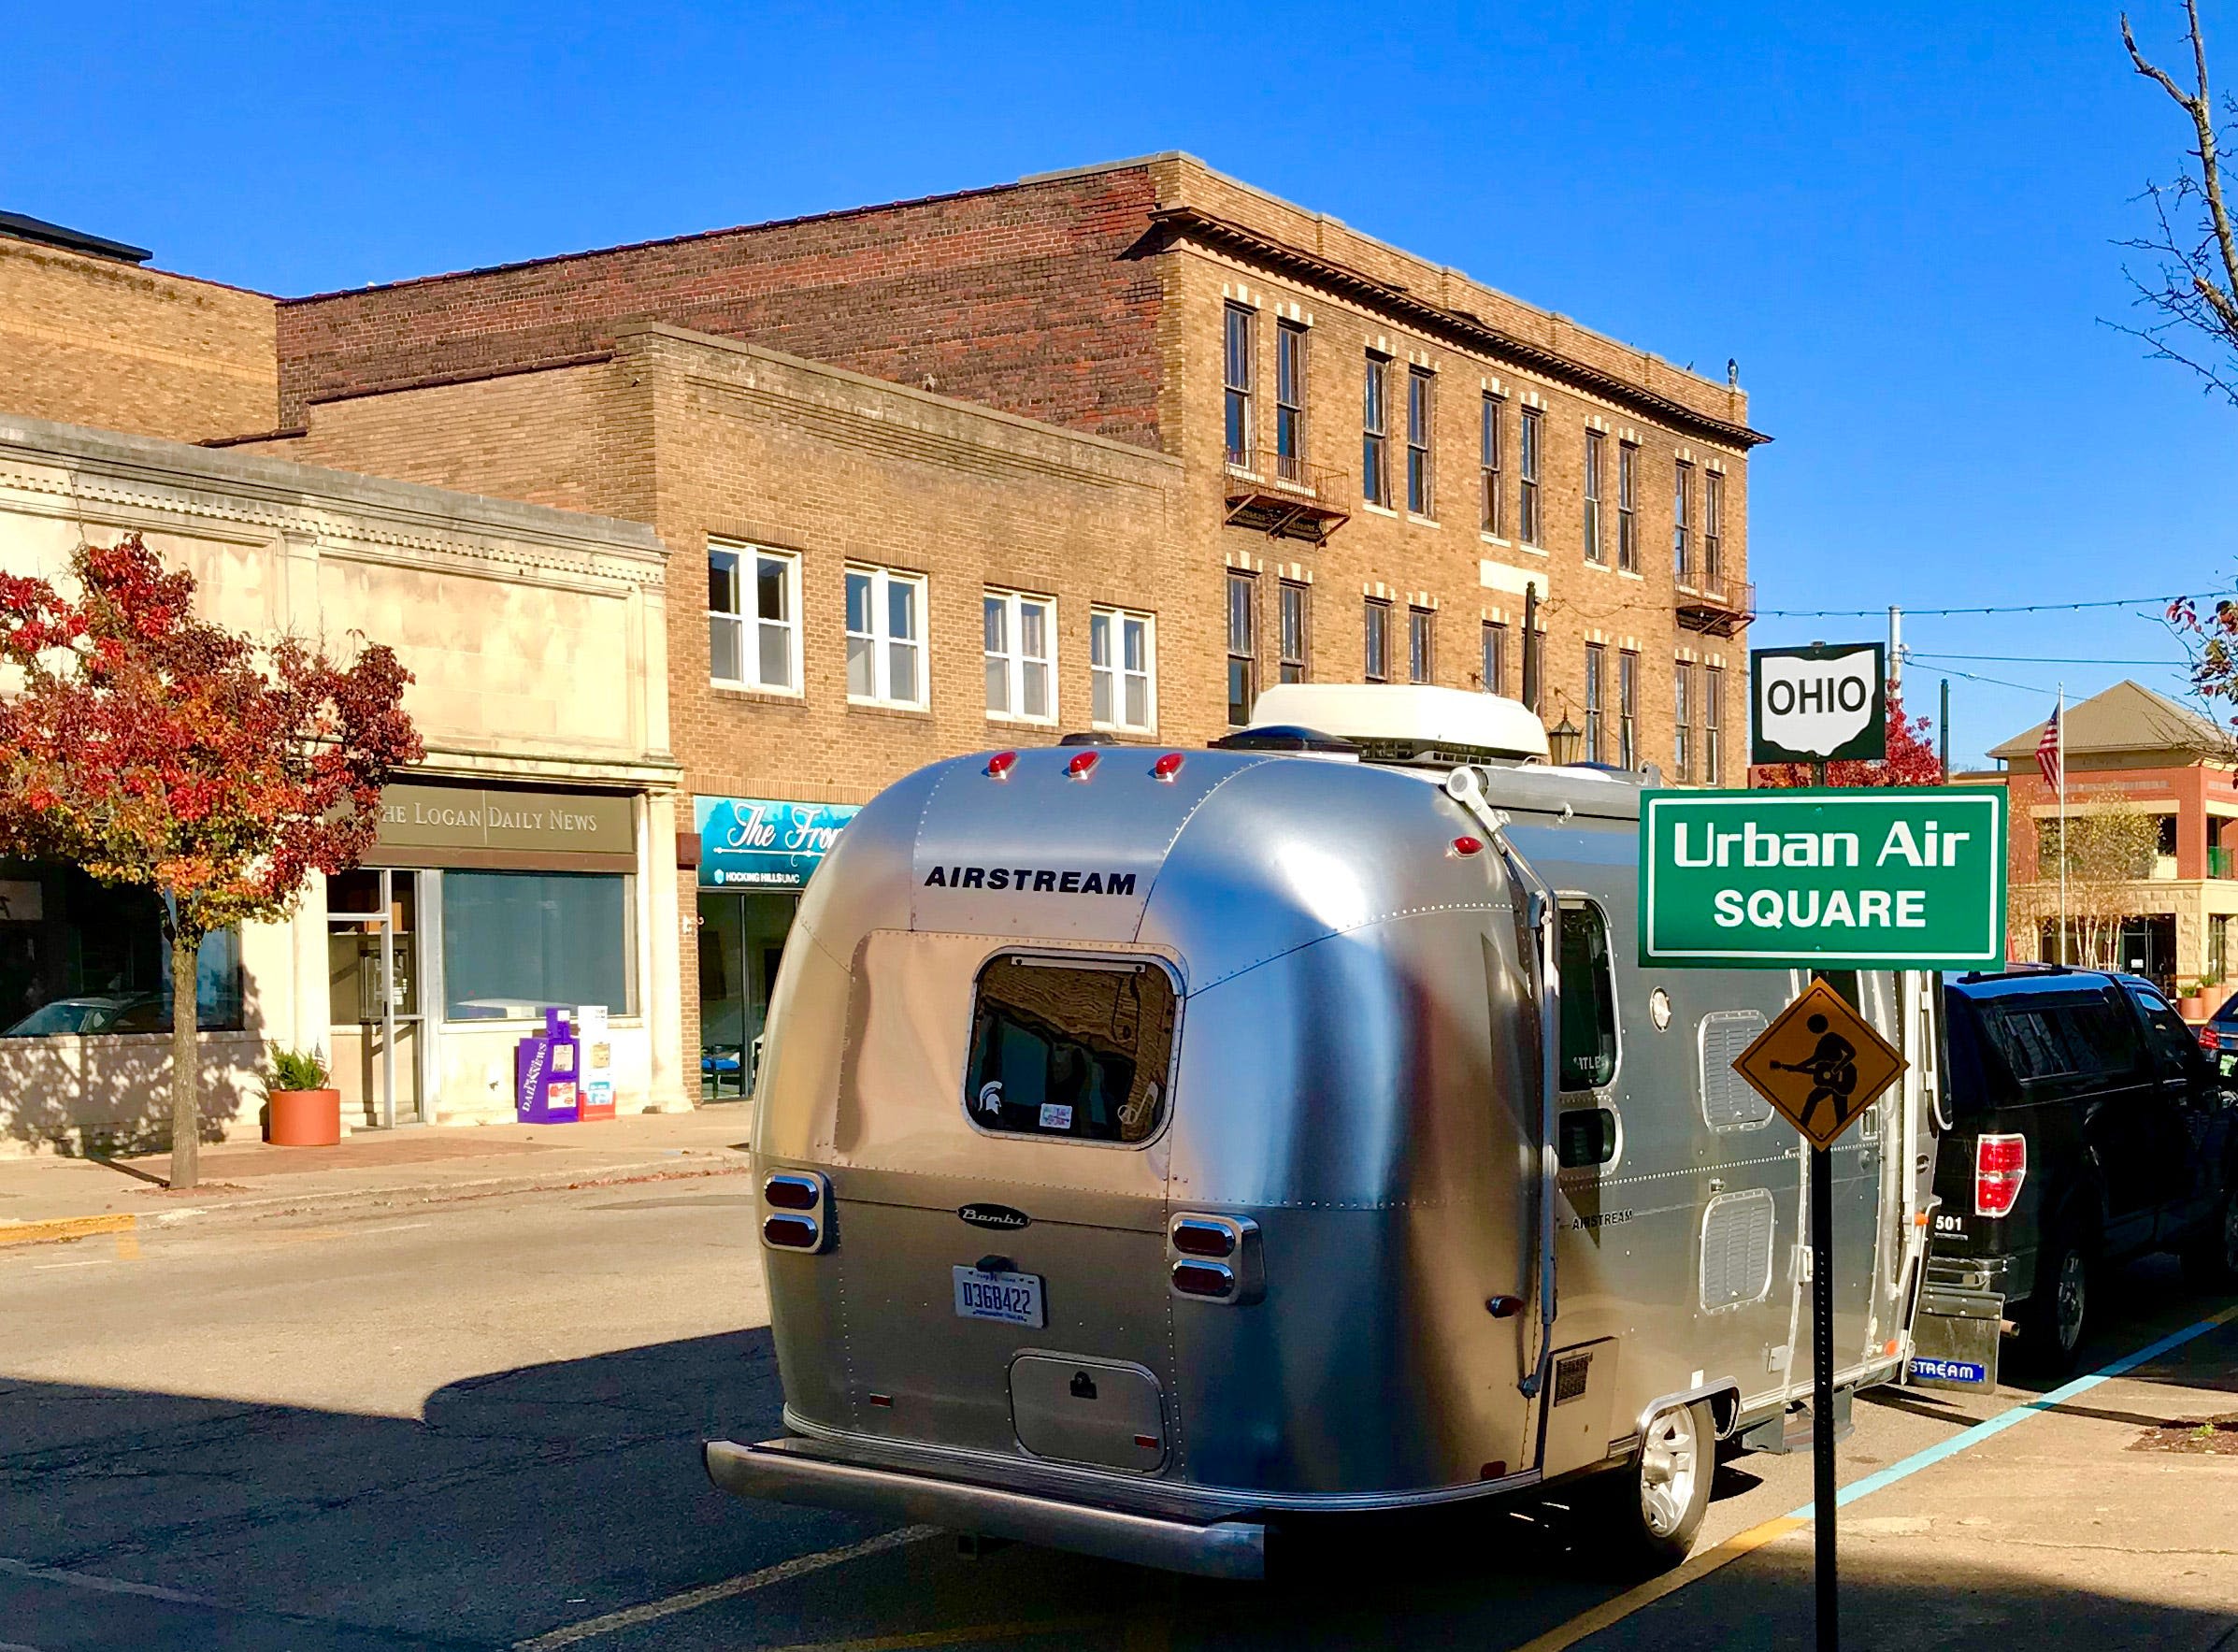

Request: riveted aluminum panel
left=1699, top=1011, right=1774, bottom=1131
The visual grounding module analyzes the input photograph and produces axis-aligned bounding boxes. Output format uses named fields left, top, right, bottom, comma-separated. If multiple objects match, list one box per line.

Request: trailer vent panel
left=1699, top=1011, right=1773, bottom=1130
left=1700, top=1188, right=1776, bottom=1312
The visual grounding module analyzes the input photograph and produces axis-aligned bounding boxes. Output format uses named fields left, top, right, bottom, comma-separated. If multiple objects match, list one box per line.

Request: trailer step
left=1740, top=1388, right=1854, bottom=1455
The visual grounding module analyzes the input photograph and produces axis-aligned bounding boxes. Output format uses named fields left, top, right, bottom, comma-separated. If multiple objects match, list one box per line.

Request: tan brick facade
left=0, top=238, right=277, bottom=443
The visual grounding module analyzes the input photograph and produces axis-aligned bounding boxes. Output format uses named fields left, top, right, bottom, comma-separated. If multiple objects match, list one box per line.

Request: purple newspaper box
left=514, top=1008, right=582, bottom=1123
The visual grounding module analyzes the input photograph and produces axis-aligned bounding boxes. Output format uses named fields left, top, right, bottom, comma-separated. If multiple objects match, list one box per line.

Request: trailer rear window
left=966, top=955, right=1177, bottom=1143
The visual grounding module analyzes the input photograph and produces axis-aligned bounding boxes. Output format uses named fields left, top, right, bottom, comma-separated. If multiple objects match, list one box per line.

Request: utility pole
left=1939, top=678, right=1950, bottom=780
left=1888, top=606, right=1902, bottom=696
left=1522, top=582, right=1542, bottom=716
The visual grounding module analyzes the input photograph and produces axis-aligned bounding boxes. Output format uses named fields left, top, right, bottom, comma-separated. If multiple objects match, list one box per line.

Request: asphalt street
left=2, top=1181, right=2231, bottom=1651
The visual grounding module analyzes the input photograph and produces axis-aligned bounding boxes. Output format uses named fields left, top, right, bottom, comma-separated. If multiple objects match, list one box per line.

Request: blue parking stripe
left=1789, top=1304, right=2238, bottom=1518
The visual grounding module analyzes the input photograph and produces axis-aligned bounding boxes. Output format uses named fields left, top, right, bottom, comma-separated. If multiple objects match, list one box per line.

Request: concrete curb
left=141, top=1154, right=755, bottom=1227
left=0, top=1213, right=137, bottom=1248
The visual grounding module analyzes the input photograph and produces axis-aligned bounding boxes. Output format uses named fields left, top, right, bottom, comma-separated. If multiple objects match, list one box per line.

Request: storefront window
left=442, top=871, right=633, bottom=1020
left=0, top=865, right=244, bottom=1037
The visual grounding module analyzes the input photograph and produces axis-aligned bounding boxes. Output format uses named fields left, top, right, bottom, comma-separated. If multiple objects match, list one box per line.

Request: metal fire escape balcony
left=1675, top=570, right=1755, bottom=638
left=1224, top=448, right=1351, bottom=545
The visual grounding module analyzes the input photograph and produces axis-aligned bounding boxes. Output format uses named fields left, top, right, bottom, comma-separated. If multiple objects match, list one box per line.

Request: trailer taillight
left=1973, top=1133, right=2027, bottom=1219
left=1451, top=835, right=1485, bottom=858
left=1166, top=1214, right=1263, bottom=1303
left=1152, top=752, right=1185, bottom=782
left=986, top=751, right=1018, bottom=780
left=1067, top=750, right=1100, bottom=779
left=762, top=1215, right=820, bottom=1249
left=760, top=1170, right=834, bottom=1252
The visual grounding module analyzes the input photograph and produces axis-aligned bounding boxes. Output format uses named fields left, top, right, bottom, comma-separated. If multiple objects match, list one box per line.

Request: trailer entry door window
left=967, top=955, right=1177, bottom=1143
left=1558, top=900, right=1618, bottom=1090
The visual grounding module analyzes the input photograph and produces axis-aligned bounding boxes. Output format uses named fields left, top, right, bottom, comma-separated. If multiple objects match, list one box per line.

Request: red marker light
left=1452, top=836, right=1485, bottom=857
left=986, top=751, right=1018, bottom=779
left=1152, top=753, right=1185, bottom=782
left=1067, top=750, right=1100, bottom=779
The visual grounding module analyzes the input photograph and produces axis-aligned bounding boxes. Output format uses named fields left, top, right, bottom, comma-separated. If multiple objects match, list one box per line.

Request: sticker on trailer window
left=977, top=1081, right=1004, bottom=1117
left=1039, top=1103, right=1074, bottom=1131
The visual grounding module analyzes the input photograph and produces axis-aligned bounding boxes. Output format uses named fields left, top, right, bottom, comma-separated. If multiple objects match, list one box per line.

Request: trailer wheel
left=1597, top=1398, right=1714, bottom=1573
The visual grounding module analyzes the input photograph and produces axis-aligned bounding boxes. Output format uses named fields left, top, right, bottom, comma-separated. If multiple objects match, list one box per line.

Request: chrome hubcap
left=1638, top=1405, right=1700, bottom=1538
left=2056, top=1250, right=2087, bottom=1352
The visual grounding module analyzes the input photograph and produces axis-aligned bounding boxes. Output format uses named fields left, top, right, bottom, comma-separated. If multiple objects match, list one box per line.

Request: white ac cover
left=1247, top=682, right=1550, bottom=761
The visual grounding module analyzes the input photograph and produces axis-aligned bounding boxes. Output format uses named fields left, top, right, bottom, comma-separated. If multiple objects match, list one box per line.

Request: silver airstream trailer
left=707, top=684, right=1940, bottom=1579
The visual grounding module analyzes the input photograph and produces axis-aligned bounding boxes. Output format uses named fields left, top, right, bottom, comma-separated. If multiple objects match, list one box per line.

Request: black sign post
left=1811, top=755, right=1836, bottom=1652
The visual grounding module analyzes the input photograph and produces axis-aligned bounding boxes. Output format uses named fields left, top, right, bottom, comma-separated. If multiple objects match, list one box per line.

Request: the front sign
left=1640, top=787, right=2006, bottom=970
left=696, top=797, right=859, bottom=890
left=1731, top=977, right=1907, bottom=1149
left=1751, top=642, right=1887, bottom=765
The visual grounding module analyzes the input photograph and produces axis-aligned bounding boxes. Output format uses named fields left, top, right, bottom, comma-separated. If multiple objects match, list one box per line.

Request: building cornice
left=1146, top=205, right=1772, bottom=451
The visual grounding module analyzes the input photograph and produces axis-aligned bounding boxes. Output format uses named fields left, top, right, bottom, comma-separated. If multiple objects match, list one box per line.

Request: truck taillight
left=1974, top=1133, right=2027, bottom=1219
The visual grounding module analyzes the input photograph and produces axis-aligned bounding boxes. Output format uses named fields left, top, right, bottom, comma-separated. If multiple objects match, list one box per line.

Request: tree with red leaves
left=1749, top=682, right=1944, bottom=788
left=0, top=536, right=422, bottom=1188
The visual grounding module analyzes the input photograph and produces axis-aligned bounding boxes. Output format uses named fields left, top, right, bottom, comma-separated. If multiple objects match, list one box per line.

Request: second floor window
left=1480, top=395, right=1504, bottom=537
left=1482, top=620, right=1507, bottom=696
left=1704, top=470, right=1725, bottom=582
left=1583, top=428, right=1606, bottom=564
left=1584, top=642, right=1605, bottom=764
left=1704, top=664, right=1725, bottom=783
left=1275, top=321, right=1306, bottom=483
left=1227, top=571, right=1258, bottom=726
left=1092, top=607, right=1155, bottom=732
left=1224, top=304, right=1254, bottom=467
left=1674, top=658, right=1697, bottom=781
left=1617, top=441, right=1639, bottom=572
left=708, top=542, right=800, bottom=694
left=1673, top=459, right=1695, bottom=583
left=1519, top=407, right=1542, bottom=546
left=983, top=589, right=1054, bottom=723
left=1618, top=649, right=1639, bottom=769
left=1406, top=366, right=1434, bottom=516
left=847, top=565, right=925, bottom=709
left=1364, top=597, right=1391, bottom=682
left=1279, top=580, right=1309, bottom=683
left=1409, top=607, right=1434, bottom=683
left=1363, top=353, right=1391, bottom=507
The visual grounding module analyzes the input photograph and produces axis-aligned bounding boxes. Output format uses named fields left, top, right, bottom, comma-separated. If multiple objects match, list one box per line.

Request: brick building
left=3, top=157, right=1765, bottom=1101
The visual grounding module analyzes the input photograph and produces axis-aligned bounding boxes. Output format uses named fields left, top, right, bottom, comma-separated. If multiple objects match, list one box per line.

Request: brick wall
left=275, top=168, right=1168, bottom=446
left=0, top=238, right=277, bottom=442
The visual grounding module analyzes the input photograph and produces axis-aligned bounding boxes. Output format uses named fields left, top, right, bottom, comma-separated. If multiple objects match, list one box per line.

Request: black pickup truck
left=1924, top=970, right=2238, bottom=1375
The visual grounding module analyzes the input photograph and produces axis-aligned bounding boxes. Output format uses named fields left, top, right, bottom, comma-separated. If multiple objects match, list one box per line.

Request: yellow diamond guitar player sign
left=1732, top=978, right=1908, bottom=1150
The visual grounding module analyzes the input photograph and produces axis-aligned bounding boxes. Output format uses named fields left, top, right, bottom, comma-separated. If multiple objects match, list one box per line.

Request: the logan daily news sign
left=1640, top=787, right=2007, bottom=970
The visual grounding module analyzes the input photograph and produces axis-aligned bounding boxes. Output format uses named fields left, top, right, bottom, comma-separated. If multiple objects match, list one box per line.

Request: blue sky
left=8, top=0, right=2234, bottom=765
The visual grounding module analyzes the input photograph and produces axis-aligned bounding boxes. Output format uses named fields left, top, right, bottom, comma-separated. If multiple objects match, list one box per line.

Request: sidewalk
left=0, top=1105, right=754, bottom=1242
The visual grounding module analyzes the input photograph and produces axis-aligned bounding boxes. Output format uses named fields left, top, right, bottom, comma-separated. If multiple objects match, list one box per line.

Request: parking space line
left=1515, top=1302, right=2238, bottom=1650
left=752, top=1616, right=1112, bottom=1651
left=510, top=1526, right=940, bottom=1650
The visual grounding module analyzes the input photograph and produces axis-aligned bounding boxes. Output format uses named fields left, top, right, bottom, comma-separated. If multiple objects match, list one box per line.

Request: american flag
left=2036, top=705, right=2063, bottom=793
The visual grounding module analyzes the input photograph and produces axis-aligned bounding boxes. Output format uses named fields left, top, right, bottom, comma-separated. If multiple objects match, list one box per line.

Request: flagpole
left=2058, top=683, right=2069, bottom=967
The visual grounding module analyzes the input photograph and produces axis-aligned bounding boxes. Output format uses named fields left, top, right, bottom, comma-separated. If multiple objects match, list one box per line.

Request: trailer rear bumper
left=704, top=1436, right=1269, bottom=1581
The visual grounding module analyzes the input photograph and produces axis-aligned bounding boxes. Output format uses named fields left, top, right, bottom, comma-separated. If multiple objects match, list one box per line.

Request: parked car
left=1, top=993, right=165, bottom=1037
left=2199, top=990, right=2238, bottom=1070
left=1928, top=970, right=2238, bottom=1373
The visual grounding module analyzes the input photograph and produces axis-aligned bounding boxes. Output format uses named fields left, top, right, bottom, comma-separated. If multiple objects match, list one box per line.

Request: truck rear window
left=966, top=955, right=1177, bottom=1143
left=1979, top=993, right=2142, bottom=1088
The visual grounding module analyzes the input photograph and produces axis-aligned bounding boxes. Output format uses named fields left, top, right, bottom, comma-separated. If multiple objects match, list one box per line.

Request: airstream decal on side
left=922, top=865, right=1138, bottom=894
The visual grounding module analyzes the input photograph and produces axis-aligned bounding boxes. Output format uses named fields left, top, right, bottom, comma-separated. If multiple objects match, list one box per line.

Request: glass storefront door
left=698, top=890, right=797, bottom=1100
left=328, top=869, right=425, bottom=1127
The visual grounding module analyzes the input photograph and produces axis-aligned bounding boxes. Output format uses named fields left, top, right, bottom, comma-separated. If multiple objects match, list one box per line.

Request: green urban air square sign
left=1640, top=787, right=2008, bottom=970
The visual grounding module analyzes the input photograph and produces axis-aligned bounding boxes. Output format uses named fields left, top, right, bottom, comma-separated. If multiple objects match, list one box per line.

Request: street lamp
left=1545, top=716, right=1584, bottom=768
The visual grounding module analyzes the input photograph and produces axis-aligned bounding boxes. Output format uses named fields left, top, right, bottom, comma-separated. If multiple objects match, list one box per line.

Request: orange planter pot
left=266, top=1088, right=342, bottom=1147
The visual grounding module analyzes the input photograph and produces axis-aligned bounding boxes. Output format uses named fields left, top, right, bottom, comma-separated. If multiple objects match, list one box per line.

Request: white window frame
left=1090, top=605, right=1157, bottom=734
left=983, top=587, right=1057, bottom=725
left=708, top=540, right=801, bottom=696
left=845, top=563, right=929, bottom=710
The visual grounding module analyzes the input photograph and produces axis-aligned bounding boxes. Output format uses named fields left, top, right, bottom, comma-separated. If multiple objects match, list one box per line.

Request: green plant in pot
left=263, top=1041, right=341, bottom=1147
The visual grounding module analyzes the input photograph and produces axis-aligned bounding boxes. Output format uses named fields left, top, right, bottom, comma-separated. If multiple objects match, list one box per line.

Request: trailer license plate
left=953, top=1267, right=1045, bottom=1328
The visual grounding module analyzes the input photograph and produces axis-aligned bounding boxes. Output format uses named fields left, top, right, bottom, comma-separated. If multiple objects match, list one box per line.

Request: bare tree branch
left=2116, top=4, right=2238, bottom=396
